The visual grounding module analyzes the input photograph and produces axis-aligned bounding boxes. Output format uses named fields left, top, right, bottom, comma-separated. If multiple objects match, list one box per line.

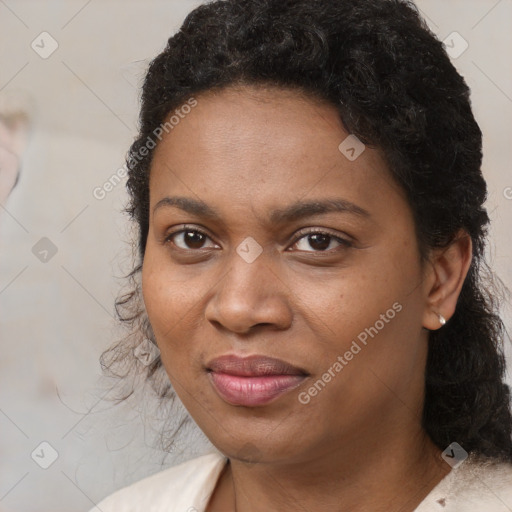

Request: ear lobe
left=422, top=230, right=473, bottom=330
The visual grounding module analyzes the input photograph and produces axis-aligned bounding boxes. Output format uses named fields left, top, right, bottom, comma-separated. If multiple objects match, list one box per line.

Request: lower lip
left=208, top=372, right=307, bottom=406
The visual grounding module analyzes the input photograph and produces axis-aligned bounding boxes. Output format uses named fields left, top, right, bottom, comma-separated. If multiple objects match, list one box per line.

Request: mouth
left=206, top=354, right=309, bottom=407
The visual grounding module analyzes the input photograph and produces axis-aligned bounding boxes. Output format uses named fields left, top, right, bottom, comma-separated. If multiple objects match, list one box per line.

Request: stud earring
left=438, top=314, right=446, bottom=326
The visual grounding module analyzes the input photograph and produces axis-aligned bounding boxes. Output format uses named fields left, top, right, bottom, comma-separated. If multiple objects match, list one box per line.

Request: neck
left=217, top=425, right=450, bottom=512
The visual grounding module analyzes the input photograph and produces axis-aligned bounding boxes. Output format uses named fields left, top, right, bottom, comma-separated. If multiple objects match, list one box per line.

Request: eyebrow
left=152, top=196, right=370, bottom=224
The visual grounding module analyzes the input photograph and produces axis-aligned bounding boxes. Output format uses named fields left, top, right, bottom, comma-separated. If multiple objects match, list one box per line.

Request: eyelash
left=163, top=225, right=353, bottom=253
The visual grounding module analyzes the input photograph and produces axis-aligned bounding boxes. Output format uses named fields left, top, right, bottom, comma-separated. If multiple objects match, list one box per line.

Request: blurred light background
left=0, top=1, right=511, bottom=511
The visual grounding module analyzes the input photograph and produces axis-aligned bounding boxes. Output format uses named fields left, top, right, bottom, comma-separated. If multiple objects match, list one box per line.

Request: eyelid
left=164, top=224, right=218, bottom=247
left=291, top=227, right=354, bottom=247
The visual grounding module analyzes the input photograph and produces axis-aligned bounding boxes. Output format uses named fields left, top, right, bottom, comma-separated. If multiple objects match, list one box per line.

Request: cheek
left=141, top=261, right=199, bottom=402
left=141, top=244, right=215, bottom=385
left=288, top=240, right=421, bottom=342
left=321, top=259, right=426, bottom=413
left=141, top=249, right=188, bottom=353
left=289, top=238, right=425, bottom=403
left=142, top=258, right=168, bottom=332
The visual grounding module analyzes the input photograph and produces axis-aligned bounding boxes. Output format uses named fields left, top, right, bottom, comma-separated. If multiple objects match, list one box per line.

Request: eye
left=164, top=226, right=352, bottom=253
left=290, top=229, right=352, bottom=253
left=164, top=226, right=218, bottom=251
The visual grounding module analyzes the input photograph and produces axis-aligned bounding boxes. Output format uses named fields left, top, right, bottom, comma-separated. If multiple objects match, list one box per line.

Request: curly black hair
left=101, top=0, right=512, bottom=461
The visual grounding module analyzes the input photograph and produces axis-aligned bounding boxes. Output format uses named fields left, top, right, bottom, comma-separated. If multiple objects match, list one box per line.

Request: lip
left=206, top=354, right=309, bottom=407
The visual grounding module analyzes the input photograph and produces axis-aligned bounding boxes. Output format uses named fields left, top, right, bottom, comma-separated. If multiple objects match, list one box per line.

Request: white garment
left=90, top=451, right=512, bottom=512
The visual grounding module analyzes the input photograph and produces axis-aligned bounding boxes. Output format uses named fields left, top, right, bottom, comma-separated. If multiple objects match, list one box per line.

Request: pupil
left=309, top=233, right=330, bottom=251
left=186, top=231, right=204, bottom=249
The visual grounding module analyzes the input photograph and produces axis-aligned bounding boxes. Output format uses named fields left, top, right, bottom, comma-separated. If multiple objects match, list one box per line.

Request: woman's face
left=142, top=85, right=432, bottom=463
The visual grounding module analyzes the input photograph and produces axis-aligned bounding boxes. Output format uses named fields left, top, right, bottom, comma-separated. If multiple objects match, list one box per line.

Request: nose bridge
left=205, top=243, right=292, bottom=333
left=228, top=243, right=271, bottom=296
left=220, top=233, right=273, bottom=292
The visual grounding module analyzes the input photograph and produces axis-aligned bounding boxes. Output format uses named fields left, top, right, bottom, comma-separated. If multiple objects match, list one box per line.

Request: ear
left=421, top=230, right=473, bottom=330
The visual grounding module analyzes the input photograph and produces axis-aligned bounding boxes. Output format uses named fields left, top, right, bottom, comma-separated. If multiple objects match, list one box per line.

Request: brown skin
left=141, top=85, right=472, bottom=512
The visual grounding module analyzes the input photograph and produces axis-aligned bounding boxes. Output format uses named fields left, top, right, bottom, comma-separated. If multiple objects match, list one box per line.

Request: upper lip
left=206, top=354, right=309, bottom=377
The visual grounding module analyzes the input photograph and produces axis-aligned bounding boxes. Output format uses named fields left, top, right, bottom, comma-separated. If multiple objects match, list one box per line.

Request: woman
left=91, top=0, right=512, bottom=510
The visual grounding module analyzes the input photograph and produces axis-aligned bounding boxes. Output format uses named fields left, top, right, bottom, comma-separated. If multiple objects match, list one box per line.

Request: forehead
left=153, top=85, right=347, bottom=170
left=148, top=84, right=406, bottom=222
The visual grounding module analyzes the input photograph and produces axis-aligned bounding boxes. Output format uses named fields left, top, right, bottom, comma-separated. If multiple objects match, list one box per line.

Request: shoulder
left=416, top=456, right=512, bottom=512
left=89, top=451, right=228, bottom=512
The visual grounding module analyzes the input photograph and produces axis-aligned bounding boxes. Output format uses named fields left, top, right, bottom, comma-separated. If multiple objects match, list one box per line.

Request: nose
left=204, top=250, right=293, bottom=335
